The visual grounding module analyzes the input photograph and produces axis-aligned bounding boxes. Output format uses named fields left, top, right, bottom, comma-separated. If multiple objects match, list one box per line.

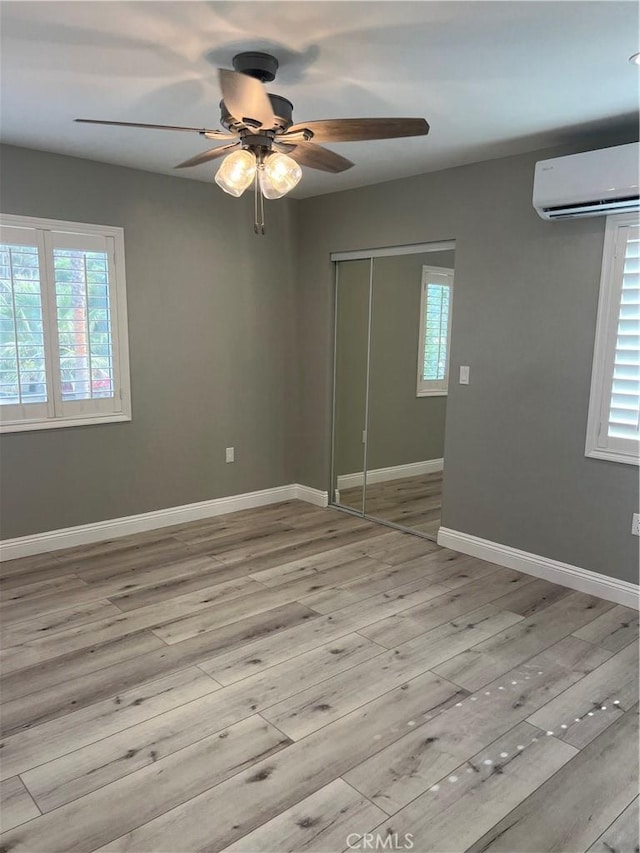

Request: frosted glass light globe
left=259, top=152, right=302, bottom=199
left=215, top=150, right=257, bottom=197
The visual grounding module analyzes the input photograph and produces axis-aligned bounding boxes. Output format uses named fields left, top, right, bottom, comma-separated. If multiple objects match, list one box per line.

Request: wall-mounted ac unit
left=533, top=142, right=639, bottom=220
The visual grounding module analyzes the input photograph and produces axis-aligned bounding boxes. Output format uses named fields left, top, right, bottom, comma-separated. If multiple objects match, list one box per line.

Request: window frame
left=585, top=212, right=639, bottom=466
left=416, top=265, right=454, bottom=397
left=0, top=213, right=131, bottom=433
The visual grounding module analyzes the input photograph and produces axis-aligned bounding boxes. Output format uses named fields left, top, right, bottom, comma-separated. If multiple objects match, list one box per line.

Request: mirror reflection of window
left=417, top=267, right=454, bottom=397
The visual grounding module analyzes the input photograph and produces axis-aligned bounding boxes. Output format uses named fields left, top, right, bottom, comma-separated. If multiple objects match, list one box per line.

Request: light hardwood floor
left=339, top=472, right=443, bottom=537
left=0, top=501, right=637, bottom=853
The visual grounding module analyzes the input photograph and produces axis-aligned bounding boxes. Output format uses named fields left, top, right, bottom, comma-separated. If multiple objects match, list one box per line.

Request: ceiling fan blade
left=75, top=119, right=233, bottom=139
left=174, top=141, right=240, bottom=169
left=284, top=118, right=430, bottom=143
left=218, top=69, right=275, bottom=129
left=275, top=141, right=354, bottom=173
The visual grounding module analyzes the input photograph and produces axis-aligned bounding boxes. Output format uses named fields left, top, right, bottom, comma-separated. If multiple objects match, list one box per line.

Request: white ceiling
left=1, top=1, right=638, bottom=198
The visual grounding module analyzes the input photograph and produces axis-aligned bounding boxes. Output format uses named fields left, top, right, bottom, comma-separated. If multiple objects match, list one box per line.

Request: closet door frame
left=330, top=257, right=373, bottom=515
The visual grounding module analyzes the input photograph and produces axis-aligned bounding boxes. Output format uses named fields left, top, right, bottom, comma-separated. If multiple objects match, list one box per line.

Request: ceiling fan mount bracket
left=232, top=52, right=279, bottom=83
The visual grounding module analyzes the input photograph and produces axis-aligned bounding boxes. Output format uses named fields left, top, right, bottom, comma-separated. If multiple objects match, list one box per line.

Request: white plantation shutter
left=609, top=229, right=640, bottom=441
left=423, top=283, right=451, bottom=380
left=586, top=213, right=640, bottom=465
left=0, top=226, right=52, bottom=423
left=0, top=215, right=131, bottom=432
left=417, top=266, right=454, bottom=396
left=48, top=230, right=122, bottom=419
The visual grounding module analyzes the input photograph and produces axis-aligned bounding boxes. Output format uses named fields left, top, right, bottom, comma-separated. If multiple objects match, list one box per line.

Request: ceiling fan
left=76, top=52, right=430, bottom=233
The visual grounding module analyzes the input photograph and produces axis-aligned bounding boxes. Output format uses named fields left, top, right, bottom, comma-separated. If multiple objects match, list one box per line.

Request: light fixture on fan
left=213, top=147, right=302, bottom=233
left=214, top=149, right=302, bottom=199
left=75, top=51, right=430, bottom=235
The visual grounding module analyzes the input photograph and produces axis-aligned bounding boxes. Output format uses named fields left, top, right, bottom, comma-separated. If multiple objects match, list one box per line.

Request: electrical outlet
left=632, top=513, right=640, bottom=536
left=225, top=447, right=234, bottom=464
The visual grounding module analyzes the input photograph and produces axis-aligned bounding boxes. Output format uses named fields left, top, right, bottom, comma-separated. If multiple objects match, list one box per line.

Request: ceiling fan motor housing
left=220, top=94, right=294, bottom=134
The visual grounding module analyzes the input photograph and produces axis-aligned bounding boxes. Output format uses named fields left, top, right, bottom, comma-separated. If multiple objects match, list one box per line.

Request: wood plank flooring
left=0, top=500, right=637, bottom=853
left=339, top=472, right=442, bottom=536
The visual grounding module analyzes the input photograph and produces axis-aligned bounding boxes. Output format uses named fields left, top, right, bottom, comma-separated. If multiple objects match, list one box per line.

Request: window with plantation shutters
left=586, top=213, right=640, bottom=465
left=417, top=266, right=454, bottom=396
left=0, top=215, right=131, bottom=432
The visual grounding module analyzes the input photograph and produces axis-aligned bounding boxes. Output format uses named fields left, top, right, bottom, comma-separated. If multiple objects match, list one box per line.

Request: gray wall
left=0, top=144, right=298, bottom=538
left=294, top=139, right=639, bottom=584
left=2, top=138, right=638, bottom=586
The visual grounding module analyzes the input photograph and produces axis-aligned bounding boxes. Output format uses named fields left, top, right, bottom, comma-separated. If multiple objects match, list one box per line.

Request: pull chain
left=253, top=165, right=265, bottom=236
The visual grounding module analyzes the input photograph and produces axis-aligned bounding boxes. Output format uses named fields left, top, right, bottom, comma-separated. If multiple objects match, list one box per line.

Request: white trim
left=0, top=412, right=131, bottom=434
left=331, top=240, right=455, bottom=262
left=0, top=213, right=126, bottom=237
left=0, top=484, right=329, bottom=561
left=586, top=446, right=639, bottom=465
left=337, top=458, right=443, bottom=490
left=437, top=527, right=639, bottom=610
left=294, top=484, right=329, bottom=508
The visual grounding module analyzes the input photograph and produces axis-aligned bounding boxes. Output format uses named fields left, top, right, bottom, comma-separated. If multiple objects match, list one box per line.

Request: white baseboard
left=293, top=484, right=329, bottom=508
left=437, top=527, right=639, bottom=610
left=337, top=458, right=443, bottom=490
left=0, top=484, right=329, bottom=562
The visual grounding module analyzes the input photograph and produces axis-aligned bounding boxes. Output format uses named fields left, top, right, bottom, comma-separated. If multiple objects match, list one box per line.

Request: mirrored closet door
left=331, top=242, right=455, bottom=539
left=333, top=258, right=370, bottom=514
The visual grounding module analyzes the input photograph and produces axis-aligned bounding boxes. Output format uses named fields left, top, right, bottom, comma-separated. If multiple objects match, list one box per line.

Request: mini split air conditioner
left=533, top=142, right=639, bottom=220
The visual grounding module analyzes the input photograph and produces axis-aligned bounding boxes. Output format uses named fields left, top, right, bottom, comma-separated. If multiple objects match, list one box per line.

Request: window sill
left=0, top=413, right=132, bottom=434
left=416, top=390, right=448, bottom=398
left=586, top=446, right=639, bottom=467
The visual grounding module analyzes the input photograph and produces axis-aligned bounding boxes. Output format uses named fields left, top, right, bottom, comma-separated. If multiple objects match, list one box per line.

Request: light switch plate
left=459, top=365, right=470, bottom=384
